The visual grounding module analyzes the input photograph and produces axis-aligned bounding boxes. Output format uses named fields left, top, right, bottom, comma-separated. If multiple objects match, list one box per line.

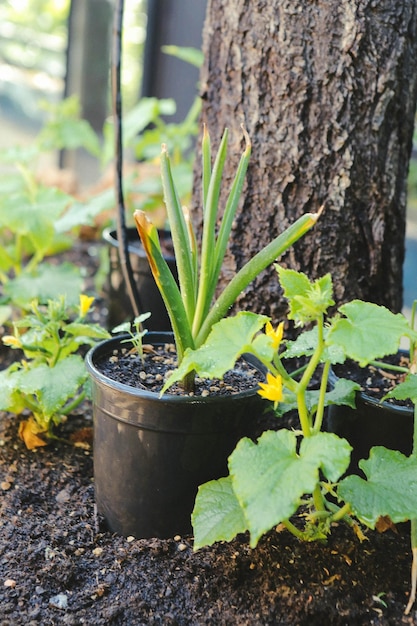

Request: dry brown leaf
left=18, top=419, right=48, bottom=450
left=375, top=516, right=397, bottom=534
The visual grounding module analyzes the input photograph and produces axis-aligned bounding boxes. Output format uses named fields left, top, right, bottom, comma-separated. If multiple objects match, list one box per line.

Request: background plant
left=0, top=295, right=109, bottom=449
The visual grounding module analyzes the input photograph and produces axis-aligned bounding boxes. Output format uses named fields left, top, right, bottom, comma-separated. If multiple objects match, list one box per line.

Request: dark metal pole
left=112, top=0, right=142, bottom=319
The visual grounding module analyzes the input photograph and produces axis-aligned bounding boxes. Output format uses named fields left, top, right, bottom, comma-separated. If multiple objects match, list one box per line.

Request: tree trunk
left=194, top=0, right=417, bottom=321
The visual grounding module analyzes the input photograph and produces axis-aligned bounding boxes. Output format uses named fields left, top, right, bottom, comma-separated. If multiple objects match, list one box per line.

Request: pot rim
left=103, top=227, right=175, bottom=262
left=86, top=333, right=265, bottom=404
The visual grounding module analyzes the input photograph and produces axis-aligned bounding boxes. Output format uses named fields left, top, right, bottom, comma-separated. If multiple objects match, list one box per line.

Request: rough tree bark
left=194, top=0, right=417, bottom=321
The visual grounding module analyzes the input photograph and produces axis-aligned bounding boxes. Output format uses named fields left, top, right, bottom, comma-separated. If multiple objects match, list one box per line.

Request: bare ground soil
left=1, top=241, right=416, bottom=625
left=0, top=406, right=416, bottom=626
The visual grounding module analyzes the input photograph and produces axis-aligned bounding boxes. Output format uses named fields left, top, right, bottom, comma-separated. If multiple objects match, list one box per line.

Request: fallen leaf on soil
left=69, top=427, right=93, bottom=447
left=18, top=419, right=47, bottom=450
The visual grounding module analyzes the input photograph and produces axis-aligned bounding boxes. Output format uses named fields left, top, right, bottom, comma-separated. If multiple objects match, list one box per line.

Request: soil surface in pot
left=0, top=241, right=416, bottom=625
left=95, top=341, right=265, bottom=396
left=333, top=353, right=412, bottom=407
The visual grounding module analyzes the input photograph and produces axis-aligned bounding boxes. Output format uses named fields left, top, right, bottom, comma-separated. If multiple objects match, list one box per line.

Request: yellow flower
left=258, top=372, right=283, bottom=406
left=2, top=335, right=22, bottom=349
left=265, top=321, right=284, bottom=350
left=79, top=294, right=95, bottom=318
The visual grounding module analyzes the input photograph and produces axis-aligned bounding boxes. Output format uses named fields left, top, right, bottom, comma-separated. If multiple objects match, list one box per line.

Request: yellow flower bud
left=258, top=372, right=283, bottom=405
left=265, top=321, right=284, bottom=350
left=2, top=335, right=22, bottom=349
left=79, top=295, right=95, bottom=318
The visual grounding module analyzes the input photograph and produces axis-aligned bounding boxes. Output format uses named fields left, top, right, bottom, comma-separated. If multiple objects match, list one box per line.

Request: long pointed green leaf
left=193, top=130, right=229, bottom=335
left=210, top=128, right=251, bottom=300
left=196, top=211, right=320, bottom=346
left=160, top=145, right=196, bottom=324
left=202, top=125, right=212, bottom=212
left=134, top=211, right=194, bottom=358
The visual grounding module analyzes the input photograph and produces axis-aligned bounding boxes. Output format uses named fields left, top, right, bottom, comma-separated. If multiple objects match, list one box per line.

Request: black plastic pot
left=103, top=227, right=177, bottom=331
left=326, top=362, right=414, bottom=474
left=86, top=333, right=265, bottom=539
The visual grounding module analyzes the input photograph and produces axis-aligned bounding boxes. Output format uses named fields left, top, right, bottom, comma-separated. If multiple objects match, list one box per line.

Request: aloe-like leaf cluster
left=134, top=127, right=320, bottom=385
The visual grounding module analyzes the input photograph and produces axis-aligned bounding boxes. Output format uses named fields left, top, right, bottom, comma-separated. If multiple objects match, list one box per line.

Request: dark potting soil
left=333, top=353, right=413, bottom=408
left=95, top=341, right=265, bottom=396
left=0, top=240, right=416, bottom=625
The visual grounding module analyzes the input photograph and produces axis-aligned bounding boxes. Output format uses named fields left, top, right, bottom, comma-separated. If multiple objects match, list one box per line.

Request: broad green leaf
left=276, top=266, right=334, bottom=324
left=339, top=447, right=417, bottom=527
left=282, top=327, right=345, bottom=364
left=229, top=430, right=351, bottom=547
left=15, top=355, right=87, bottom=417
left=300, top=432, right=352, bottom=482
left=0, top=305, right=12, bottom=326
left=384, top=374, right=417, bottom=403
left=161, top=312, right=268, bottom=393
left=55, top=188, right=115, bottom=233
left=46, top=118, right=101, bottom=155
left=328, top=301, right=416, bottom=366
left=4, top=263, right=82, bottom=307
left=103, top=97, right=176, bottom=165
left=192, top=476, right=247, bottom=550
left=251, top=332, right=276, bottom=363
left=65, top=322, right=111, bottom=341
left=0, top=366, right=26, bottom=413
left=324, top=377, right=360, bottom=409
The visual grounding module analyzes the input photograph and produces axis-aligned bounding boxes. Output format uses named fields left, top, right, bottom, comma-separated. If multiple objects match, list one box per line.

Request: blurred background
left=0, top=0, right=206, bottom=181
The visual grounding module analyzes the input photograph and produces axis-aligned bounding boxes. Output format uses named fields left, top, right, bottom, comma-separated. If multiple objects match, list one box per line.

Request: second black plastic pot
left=326, top=364, right=413, bottom=474
left=86, top=333, right=265, bottom=539
left=103, top=227, right=177, bottom=330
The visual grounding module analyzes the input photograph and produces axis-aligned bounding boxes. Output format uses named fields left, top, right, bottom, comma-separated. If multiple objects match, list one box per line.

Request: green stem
left=282, top=518, right=311, bottom=541
left=312, top=484, right=326, bottom=513
left=296, top=315, right=325, bottom=437
left=296, top=388, right=312, bottom=437
left=325, top=500, right=357, bottom=528
left=329, top=502, right=351, bottom=522
left=368, top=360, right=409, bottom=374
left=313, top=360, right=330, bottom=434
left=62, top=390, right=87, bottom=415
left=251, top=351, right=298, bottom=394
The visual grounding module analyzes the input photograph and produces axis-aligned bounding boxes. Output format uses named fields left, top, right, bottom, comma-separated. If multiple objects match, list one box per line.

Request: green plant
left=0, top=295, right=109, bottom=449
left=134, top=127, right=320, bottom=390
left=162, top=266, right=417, bottom=612
left=0, top=96, right=106, bottom=319
left=112, top=312, right=151, bottom=361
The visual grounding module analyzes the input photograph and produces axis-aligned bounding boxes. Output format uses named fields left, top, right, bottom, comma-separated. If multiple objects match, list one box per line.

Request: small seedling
left=112, top=312, right=152, bottom=362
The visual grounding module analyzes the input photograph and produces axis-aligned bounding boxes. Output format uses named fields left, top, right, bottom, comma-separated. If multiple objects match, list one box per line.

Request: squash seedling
left=0, top=295, right=110, bottom=448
